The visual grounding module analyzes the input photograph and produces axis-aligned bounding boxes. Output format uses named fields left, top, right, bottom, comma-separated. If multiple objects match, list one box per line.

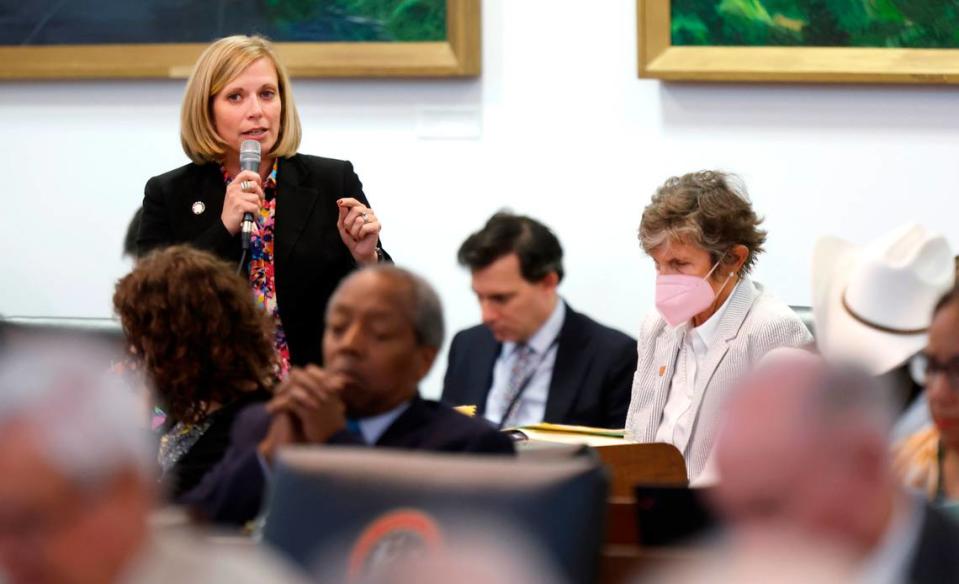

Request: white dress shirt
left=484, top=299, right=566, bottom=427
left=655, top=283, right=739, bottom=448
left=354, top=400, right=412, bottom=445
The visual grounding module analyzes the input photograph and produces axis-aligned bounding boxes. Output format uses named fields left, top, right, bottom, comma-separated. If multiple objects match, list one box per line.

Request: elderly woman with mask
left=625, top=171, right=812, bottom=481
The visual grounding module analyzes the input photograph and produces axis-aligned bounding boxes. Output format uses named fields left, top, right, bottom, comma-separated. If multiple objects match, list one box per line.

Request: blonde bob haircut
left=180, top=35, right=302, bottom=164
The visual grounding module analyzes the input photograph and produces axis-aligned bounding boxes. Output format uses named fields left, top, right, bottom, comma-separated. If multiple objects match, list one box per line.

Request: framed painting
left=638, top=0, right=959, bottom=83
left=0, top=0, right=480, bottom=79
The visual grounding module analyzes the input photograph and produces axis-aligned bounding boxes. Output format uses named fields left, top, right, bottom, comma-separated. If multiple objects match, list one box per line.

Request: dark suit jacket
left=441, top=303, right=637, bottom=429
left=163, top=390, right=270, bottom=501
left=909, top=503, right=959, bottom=583
left=138, top=154, right=388, bottom=366
left=181, top=395, right=515, bottom=525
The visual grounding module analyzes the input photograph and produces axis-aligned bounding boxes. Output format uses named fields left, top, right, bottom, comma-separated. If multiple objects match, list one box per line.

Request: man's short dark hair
left=457, top=212, right=564, bottom=283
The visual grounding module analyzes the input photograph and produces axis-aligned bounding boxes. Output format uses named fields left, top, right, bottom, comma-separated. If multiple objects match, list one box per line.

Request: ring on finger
left=240, top=180, right=253, bottom=192
left=360, top=211, right=371, bottom=224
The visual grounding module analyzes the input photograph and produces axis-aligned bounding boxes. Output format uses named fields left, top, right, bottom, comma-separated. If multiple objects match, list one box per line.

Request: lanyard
left=498, top=337, right=560, bottom=429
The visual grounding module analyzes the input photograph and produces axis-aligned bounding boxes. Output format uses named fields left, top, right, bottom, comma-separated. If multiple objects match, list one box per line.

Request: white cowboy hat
left=812, top=223, right=955, bottom=375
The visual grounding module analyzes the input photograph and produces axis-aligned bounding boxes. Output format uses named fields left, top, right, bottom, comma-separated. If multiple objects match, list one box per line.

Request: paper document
left=515, top=423, right=626, bottom=438
left=508, top=424, right=634, bottom=447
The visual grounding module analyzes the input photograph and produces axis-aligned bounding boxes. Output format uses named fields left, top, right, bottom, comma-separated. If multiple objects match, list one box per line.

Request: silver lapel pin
left=191, top=201, right=206, bottom=215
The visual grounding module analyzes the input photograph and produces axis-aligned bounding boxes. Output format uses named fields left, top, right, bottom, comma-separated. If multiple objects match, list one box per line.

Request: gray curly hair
left=639, top=170, right=767, bottom=276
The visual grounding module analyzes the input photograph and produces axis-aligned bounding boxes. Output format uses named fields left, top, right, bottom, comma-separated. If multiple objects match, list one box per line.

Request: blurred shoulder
left=135, top=527, right=310, bottom=584
left=286, top=153, right=353, bottom=174
left=421, top=399, right=512, bottom=448
left=147, top=162, right=211, bottom=188
left=749, top=281, right=804, bottom=323
left=746, top=281, right=812, bottom=344
left=565, top=306, right=636, bottom=349
left=450, top=323, right=495, bottom=347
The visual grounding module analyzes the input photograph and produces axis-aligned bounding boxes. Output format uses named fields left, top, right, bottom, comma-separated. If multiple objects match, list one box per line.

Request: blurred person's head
left=812, top=224, right=954, bottom=392
left=0, top=341, right=155, bottom=584
left=113, top=245, right=276, bottom=424
left=180, top=35, right=301, bottom=165
left=457, top=212, right=563, bottom=343
left=640, top=171, right=766, bottom=327
left=923, top=285, right=959, bottom=453
left=324, top=265, right=443, bottom=418
left=713, top=356, right=898, bottom=557
left=642, top=525, right=857, bottom=584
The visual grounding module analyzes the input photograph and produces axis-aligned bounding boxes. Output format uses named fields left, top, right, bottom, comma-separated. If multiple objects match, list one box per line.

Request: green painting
left=1, top=0, right=446, bottom=46
left=671, top=0, right=959, bottom=48
left=263, top=0, right=447, bottom=42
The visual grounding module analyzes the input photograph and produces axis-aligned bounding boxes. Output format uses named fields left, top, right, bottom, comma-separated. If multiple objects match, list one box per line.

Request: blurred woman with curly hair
left=114, top=245, right=277, bottom=500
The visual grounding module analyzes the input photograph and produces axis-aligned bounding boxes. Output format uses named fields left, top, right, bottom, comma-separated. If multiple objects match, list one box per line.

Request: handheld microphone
left=239, top=140, right=261, bottom=251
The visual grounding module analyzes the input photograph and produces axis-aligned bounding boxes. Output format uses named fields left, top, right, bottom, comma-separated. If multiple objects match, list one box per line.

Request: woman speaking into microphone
left=138, top=35, right=389, bottom=376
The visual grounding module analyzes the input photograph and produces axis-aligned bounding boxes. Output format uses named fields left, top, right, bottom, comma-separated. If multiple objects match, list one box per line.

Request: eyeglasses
left=916, top=353, right=959, bottom=389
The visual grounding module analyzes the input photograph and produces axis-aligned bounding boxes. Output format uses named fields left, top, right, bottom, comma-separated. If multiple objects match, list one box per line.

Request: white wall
left=4, top=0, right=959, bottom=397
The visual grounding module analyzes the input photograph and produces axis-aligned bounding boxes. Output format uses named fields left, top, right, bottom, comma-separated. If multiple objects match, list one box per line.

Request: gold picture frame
left=638, top=0, right=959, bottom=84
left=0, top=0, right=480, bottom=79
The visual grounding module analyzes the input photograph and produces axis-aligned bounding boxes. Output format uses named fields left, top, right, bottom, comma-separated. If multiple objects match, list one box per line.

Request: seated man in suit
left=442, top=212, right=637, bottom=429
left=184, top=265, right=514, bottom=525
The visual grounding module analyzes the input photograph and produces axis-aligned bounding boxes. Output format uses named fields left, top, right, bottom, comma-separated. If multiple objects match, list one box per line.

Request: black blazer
left=138, top=154, right=388, bottom=366
left=181, top=395, right=515, bottom=525
left=441, top=304, right=637, bottom=429
left=162, top=389, right=270, bottom=500
left=909, top=503, right=959, bottom=583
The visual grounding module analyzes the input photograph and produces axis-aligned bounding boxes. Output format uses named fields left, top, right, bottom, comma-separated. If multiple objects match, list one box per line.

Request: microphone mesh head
left=239, top=140, right=261, bottom=172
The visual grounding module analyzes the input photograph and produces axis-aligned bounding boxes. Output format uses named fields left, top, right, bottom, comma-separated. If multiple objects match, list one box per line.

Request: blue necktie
left=345, top=418, right=366, bottom=444
left=500, top=343, right=534, bottom=427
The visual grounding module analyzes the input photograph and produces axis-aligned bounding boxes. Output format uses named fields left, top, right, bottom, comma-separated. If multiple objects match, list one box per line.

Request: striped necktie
left=499, top=343, right=534, bottom=427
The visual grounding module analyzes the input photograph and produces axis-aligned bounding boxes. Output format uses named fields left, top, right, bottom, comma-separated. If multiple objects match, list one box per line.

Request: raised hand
left=336, top=197, right=381, bottom=264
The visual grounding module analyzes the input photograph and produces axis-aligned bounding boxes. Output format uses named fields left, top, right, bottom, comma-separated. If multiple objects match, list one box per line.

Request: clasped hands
left=257, top=365, right=349, bottom=464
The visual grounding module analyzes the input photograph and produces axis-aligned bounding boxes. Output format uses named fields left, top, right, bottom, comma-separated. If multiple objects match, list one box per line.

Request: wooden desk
left=594, top=442, right=687, bottom=498
left=600, top=545, right=703, bottom=584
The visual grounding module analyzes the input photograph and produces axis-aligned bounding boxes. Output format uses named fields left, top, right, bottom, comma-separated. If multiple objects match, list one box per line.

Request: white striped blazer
left=624, top=278, right=812, bottom=480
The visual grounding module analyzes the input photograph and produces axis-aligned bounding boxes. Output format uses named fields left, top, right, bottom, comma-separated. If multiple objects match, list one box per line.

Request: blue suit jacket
left=181, top=395, right=514, bottom=525
left=441, top=305, right=637, bottom=429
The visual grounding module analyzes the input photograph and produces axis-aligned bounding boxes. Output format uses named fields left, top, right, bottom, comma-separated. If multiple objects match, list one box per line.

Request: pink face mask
left=655, top=260, right=732, bottom=327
